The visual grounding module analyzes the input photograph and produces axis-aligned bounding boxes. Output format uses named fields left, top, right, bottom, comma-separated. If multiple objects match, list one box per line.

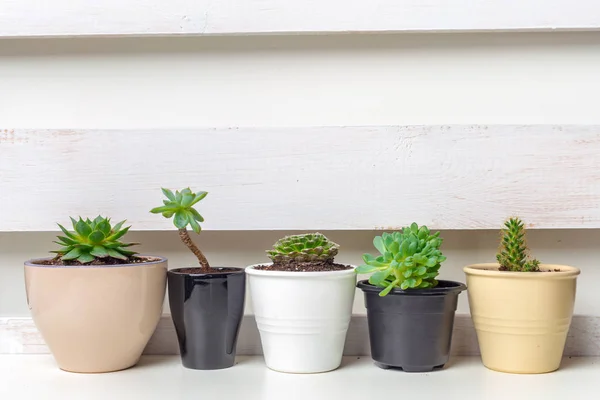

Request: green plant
left=150, top=188, right=210, bottom=271
left=52, top=216, right=138, bottom=263
left=356, top=223, right=446, bottom=296
left=267, top=233, right=339, bottom=264
left=496, top=217, right=540, bottom=272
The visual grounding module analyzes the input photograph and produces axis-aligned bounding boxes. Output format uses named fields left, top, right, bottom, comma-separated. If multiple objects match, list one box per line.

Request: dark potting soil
left=498, top=266, right=560, bottom=272
left=254, top=261, right=353, bottom=272
left=35, top=256, right=160, bottom=266
left=174, top=267, right=241, bottom=274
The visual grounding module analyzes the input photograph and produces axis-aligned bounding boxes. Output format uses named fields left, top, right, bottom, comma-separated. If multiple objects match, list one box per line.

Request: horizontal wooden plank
left=1, top=0, right=600, bottom=38
left=1, top=126, right=600, bottom=231
left=1, top=315, right=598, bottom=356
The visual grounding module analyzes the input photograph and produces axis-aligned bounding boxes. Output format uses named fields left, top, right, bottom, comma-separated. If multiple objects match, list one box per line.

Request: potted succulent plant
left=464, top=217, right=580, bottom=374
left=356, top=223, right=466, bottom=372
left=24, top=216, right=167, bottom=373
left=150, top=188, right=245, bottom=370
left=246, top=233, right=356, bottom=373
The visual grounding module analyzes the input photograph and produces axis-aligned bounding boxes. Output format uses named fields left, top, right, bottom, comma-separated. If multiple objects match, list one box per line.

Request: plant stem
left=178, top=228, right=210, bottom=270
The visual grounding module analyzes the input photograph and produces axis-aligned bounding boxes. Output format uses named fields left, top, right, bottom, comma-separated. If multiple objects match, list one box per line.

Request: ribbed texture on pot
left=464, top=263, right=580, bottom=374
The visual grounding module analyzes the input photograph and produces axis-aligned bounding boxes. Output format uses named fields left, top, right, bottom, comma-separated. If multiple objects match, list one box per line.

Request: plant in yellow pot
left=464, top=217, right=580, bottom=374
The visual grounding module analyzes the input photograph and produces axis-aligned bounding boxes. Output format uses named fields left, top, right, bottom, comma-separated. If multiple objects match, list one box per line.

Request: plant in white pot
left=464, top=217, right=580, bottom=374
left=24, top=216, right=167, bottom=373
left=356, top=223, right=466, bottom=372
left=246, top=233, right=356, bottom=373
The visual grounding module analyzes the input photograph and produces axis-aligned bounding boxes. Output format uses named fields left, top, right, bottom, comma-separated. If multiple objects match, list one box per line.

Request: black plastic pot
left=357, top=279, right=466, bottom=372
left=168, top=267, right=246, bottom=370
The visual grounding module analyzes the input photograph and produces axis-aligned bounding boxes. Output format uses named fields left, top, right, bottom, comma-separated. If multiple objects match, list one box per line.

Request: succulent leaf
left=150, top=188, right=207, bottom=232
left=357, top=223, right=445, bottom=296
left=496, top=217, right=540, bottom=272
left=53, top=216, right=138, bottom=264
left=267, top=233, right=339, bottom=264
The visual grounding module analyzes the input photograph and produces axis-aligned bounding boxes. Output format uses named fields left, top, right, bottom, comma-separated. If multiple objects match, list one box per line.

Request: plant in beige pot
left=24, top=216, right=167, bottom=373
left=246, top=233, right=356, bottom=373
left=464, top=217, right=580, bottom=374
left=150, top=188, right=245, bottom=370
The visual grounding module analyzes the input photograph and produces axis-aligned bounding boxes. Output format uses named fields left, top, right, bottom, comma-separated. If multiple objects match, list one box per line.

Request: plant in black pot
left=150, top=188, right=245, bottom=370
left=356, top=223, right=466, bottom=372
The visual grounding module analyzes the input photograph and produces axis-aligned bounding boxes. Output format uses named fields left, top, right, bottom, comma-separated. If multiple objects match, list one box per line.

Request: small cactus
left=496, top=217, right=540, bottom=272
left=267, top=233, right=339, bottom=264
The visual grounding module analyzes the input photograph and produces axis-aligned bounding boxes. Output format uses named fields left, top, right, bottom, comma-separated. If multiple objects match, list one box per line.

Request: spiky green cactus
left=267, top=233, right=339, bottom=264
left=496, top=217, right=540, bottom=272
left=52, top=216, right=138, bottom=263
left=356, top=223, right=446, bottom=296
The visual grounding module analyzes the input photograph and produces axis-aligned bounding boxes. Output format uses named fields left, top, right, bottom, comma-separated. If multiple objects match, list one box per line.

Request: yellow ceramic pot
left=24, top=256, right=167, bottom=373
left=464, top=263, right=579, bottom=374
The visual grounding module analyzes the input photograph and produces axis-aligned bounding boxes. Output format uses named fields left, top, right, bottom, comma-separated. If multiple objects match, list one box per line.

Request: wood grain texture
left=1, top=126, right=599, bottom=231
left=1, top=0, right=600, bottom=38
left=2, top=315, right=599, bottom=356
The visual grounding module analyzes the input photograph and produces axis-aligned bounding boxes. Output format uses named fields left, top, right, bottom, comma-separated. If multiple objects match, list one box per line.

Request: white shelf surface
left=0, top=355, right=598, bottom=399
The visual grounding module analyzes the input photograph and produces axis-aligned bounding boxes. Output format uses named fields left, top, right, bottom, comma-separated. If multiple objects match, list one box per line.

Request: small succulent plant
left=356, top=223, right=446, bottom=296
left=52, top=216, right=138, bottom=264
left=150, top=188, right=210, bottom=271
left=267, top=233, right=339, bottom=264
left=496, top=217, right=540, bottom=272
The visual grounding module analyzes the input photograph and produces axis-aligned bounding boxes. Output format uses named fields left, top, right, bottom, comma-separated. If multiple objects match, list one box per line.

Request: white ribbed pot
left=246, top=263, right=356, bottom=373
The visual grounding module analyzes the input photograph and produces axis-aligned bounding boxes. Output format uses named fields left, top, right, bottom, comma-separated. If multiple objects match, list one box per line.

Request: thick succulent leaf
left=373, top=236, right=386, bottom=255
left=188, top=217, right=201, bottom=234
left=190, top=191, right=208, bottom=206
left=77, top=253, right=96, bottom=263
left=369, top=269, right=393, bottom=285
left=379, top=282, right=397, bottom=297
left=89, top=231, right=106, bottom=244
left=97, top=220, right=111, bottom=235
left=355, top=264, right=379, bottom=274
left=55, top=236, right=77, bottom=245
left=111, top=220, right=126, bottom=233
left=107, top=249, right=128, bottom=260
left=90, top=246, right=109, bottom=258
left=181, top=192, right=195, bottom=207
left=173, top=211, right=189, bottom=229
left=57, top=224, right=77, bottom=240
left=150, top=205, right=174, bottom=214
left=162, top=188, right=176, bottom=201
left=75, top=219, right=92, bottom=237
left=118, top=249, right=138, bottom=256
left=106, top=226, right=130, bottom=241
left=61, top=247, right=82, bottom=260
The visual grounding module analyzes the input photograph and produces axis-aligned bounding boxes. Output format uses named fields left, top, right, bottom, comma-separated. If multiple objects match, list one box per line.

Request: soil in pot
left=358, top=279, right=466, bottom=372
left=34, top=255, right=160, bottom=266
left=168, top=267, right=246, bottom=370
left=254, top=261, right=352, bottom=272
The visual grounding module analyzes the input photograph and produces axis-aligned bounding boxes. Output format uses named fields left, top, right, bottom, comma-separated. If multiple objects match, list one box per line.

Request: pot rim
left=24, top=255, right=167, bottom=269
left=464, top=263, right=580, bottom=278
left=357, top=279, right=466, bottom=296
left=168, top=266, right=245, bottom=278
left=245, top=262, right=356, bottom=278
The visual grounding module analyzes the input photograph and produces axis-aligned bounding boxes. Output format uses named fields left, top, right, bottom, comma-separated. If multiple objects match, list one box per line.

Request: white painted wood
left=0, top=126, right=599, bottom=231
left=1, top=0, right=600, bottom=38
left=2, top=315, right=599, bottom=356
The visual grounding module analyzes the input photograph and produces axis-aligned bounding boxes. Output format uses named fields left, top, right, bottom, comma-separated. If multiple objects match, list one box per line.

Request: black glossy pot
left=357, top=279, right=466, bottom=372
left=168, top=267, right=246, bottom=370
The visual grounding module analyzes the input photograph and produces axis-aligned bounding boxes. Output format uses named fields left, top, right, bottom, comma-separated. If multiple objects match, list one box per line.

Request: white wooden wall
left=1, top=125, right=599, bottom=231
left=2, top=0, right=600, bottom=37
left=2, top=4, right=600, bottom=354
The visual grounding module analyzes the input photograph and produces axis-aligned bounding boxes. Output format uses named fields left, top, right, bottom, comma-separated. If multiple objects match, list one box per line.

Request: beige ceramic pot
left=24, top=256, right=167, bottom=373
left=464, top=263, right=580, bottom=374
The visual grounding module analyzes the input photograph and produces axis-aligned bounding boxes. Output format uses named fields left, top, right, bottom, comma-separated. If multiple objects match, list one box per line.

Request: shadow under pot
left=167, top=267, right=246, bottom=370
left=357, top=279, right=466, bottom=372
